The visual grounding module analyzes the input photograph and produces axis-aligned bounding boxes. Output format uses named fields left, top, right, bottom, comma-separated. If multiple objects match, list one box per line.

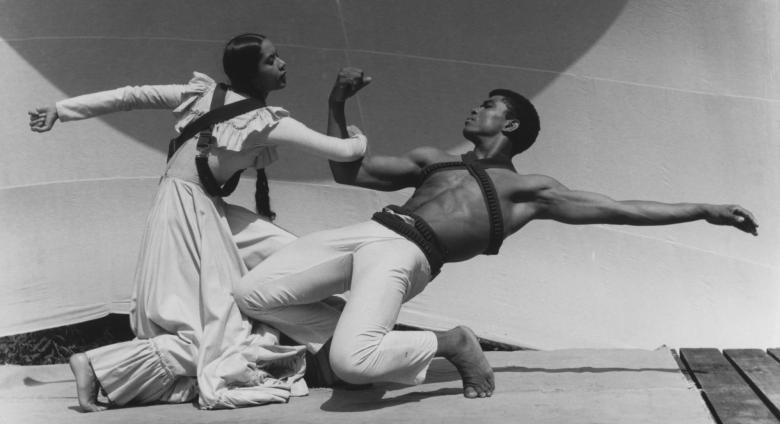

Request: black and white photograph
left=1, top=1, right=777, bottom=423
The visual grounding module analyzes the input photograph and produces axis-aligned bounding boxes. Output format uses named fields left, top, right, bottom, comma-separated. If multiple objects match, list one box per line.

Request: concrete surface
left=0, top=348, right=713, bottom=424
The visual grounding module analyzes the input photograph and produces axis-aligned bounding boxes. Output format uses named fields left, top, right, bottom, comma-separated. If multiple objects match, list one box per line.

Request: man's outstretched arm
left=326, top=67, right=437, bottom=191
left=530, top=175, right=758, bottom=235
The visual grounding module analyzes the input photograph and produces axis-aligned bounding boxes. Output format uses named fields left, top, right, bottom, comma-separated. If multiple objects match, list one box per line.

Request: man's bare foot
left=436, top=326, right=495, bottom=398
left=69, top=353, right=107, bottom=412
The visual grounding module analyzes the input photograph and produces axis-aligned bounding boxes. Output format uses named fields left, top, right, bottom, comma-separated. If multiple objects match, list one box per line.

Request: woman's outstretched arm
left=29, top=73, right=213, bottom=132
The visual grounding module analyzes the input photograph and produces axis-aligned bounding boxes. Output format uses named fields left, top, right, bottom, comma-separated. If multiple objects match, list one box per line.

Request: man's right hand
left=28, top=105, right=58, bottom=132
left=704, top=204, right=759, bottom=235
left=329, top=67, right=372, bottom=103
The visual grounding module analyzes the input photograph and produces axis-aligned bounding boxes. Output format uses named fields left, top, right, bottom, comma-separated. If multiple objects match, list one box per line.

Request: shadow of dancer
left=320, top=386, right=462, bottom=412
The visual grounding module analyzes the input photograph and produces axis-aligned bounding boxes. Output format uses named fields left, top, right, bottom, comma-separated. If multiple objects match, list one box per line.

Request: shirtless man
left=233, top=68, right=758, bottom=399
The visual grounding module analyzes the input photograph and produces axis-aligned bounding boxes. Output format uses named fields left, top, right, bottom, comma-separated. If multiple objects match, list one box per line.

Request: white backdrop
left=1, top=0, right=777, bottom=349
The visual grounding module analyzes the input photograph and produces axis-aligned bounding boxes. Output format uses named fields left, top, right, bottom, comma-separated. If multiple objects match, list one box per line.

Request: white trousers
left=234, top=220, right=439, bottom=386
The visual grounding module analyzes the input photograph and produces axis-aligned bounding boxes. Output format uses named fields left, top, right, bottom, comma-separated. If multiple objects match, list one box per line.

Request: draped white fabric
left=2, top=0, right=778, bottom=350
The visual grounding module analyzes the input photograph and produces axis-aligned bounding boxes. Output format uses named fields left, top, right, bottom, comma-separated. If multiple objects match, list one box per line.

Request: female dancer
left=28, top=33, right=368, bottom=410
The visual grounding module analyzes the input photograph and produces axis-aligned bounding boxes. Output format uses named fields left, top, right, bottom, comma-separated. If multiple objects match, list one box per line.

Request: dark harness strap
left=418, top=160, right=465, bottom=182
left=167, top=83, right=264, bottom=198
left=167, top=84, right=264, bottom=160
left=371, top=205, right=447, bottom=277
left=462, top=155, right=504, bottom=255
left=417, top=152, right=514, bottom=255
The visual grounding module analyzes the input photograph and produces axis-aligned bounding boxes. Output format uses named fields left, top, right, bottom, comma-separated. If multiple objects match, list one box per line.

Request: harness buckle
left=196, top=132, right=215, bottom=158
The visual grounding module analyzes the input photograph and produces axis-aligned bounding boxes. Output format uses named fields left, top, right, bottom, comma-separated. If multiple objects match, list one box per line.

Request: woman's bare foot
left=436, top=326, right=495, bottom=398
left=69, top=353, right=108, bottom=412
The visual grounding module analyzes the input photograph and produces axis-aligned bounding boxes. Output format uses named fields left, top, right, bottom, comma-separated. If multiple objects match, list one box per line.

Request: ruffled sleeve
left=56, top=72, right=212, bottom=122
left=171, top=86, right=366, bottom=169
left=196, top=106, right=290, bottom=168
left=208, top=106, right=291, bottom=151
left=171, top=72, right=215, bottom=115
left=173, top=83, right=285, bottom=152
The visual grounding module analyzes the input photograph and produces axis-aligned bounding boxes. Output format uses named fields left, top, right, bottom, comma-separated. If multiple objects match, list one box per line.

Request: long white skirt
left=87, top=175, right=307, bottom=409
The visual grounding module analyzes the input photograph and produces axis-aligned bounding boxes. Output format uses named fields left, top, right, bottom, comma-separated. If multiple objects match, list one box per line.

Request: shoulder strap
left=415, top=153, right=505, bottom=254
left=461, top=151, right=477, bottom=163
left=191, top=84, right=249, bottom=198
left=418, top=160, right=467, bottom=185
left=463, top=163, right=504, bottom=255
left=461, top=153, right=506, bottom=254
left=462, top=151, right=516, bottom=172
left=167, top=84, right=265, bottom=161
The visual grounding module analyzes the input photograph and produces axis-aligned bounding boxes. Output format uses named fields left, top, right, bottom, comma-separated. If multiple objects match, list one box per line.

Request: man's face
left=463, top=95, right=511, bottom=140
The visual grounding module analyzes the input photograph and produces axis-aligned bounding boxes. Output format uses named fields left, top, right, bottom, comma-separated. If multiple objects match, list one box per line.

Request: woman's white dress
left=55, top=72, right=365, bottom=408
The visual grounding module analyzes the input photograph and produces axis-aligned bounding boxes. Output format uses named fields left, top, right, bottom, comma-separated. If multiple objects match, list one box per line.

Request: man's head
left=463, top=89, right=540, bottom=155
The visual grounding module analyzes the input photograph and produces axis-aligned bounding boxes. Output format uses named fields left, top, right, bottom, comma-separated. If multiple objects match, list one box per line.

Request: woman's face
left=251, top=39, right=287, bottom=93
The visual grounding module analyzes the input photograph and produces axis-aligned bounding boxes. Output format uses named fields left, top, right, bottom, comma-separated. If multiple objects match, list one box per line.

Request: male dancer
left=233, top=68, right=758, bottom=399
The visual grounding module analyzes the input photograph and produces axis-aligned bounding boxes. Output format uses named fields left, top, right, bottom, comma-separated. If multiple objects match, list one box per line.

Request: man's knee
left=231, top=283, right=254, bottom=312
left=328, top=339, right=380, bottom=385
left=329, top=353, right=373, bottom=385
left=231, top=282, right=276, bottom=316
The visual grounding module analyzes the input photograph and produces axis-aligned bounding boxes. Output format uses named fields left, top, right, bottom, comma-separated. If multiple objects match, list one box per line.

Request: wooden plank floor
left=679, top=348, right=780, bottom=424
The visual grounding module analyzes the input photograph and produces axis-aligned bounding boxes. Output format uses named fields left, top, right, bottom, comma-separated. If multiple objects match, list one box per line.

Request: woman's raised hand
left=28, top=105, right=59, bottom=132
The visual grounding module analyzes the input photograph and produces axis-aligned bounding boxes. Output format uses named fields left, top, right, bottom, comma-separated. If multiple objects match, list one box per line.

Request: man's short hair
left=489, top=89, right=540, bottom=154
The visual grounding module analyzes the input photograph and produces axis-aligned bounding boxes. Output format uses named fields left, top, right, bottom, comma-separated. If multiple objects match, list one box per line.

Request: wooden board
left=767, top=349, right=780, bottom=364
left=680, top=348, right=779, bottom=424
left=724, top=349, right=780, bottom=419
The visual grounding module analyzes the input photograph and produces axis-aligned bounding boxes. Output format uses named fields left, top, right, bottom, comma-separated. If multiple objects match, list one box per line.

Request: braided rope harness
left=371, top=152, right=516, bottom=277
